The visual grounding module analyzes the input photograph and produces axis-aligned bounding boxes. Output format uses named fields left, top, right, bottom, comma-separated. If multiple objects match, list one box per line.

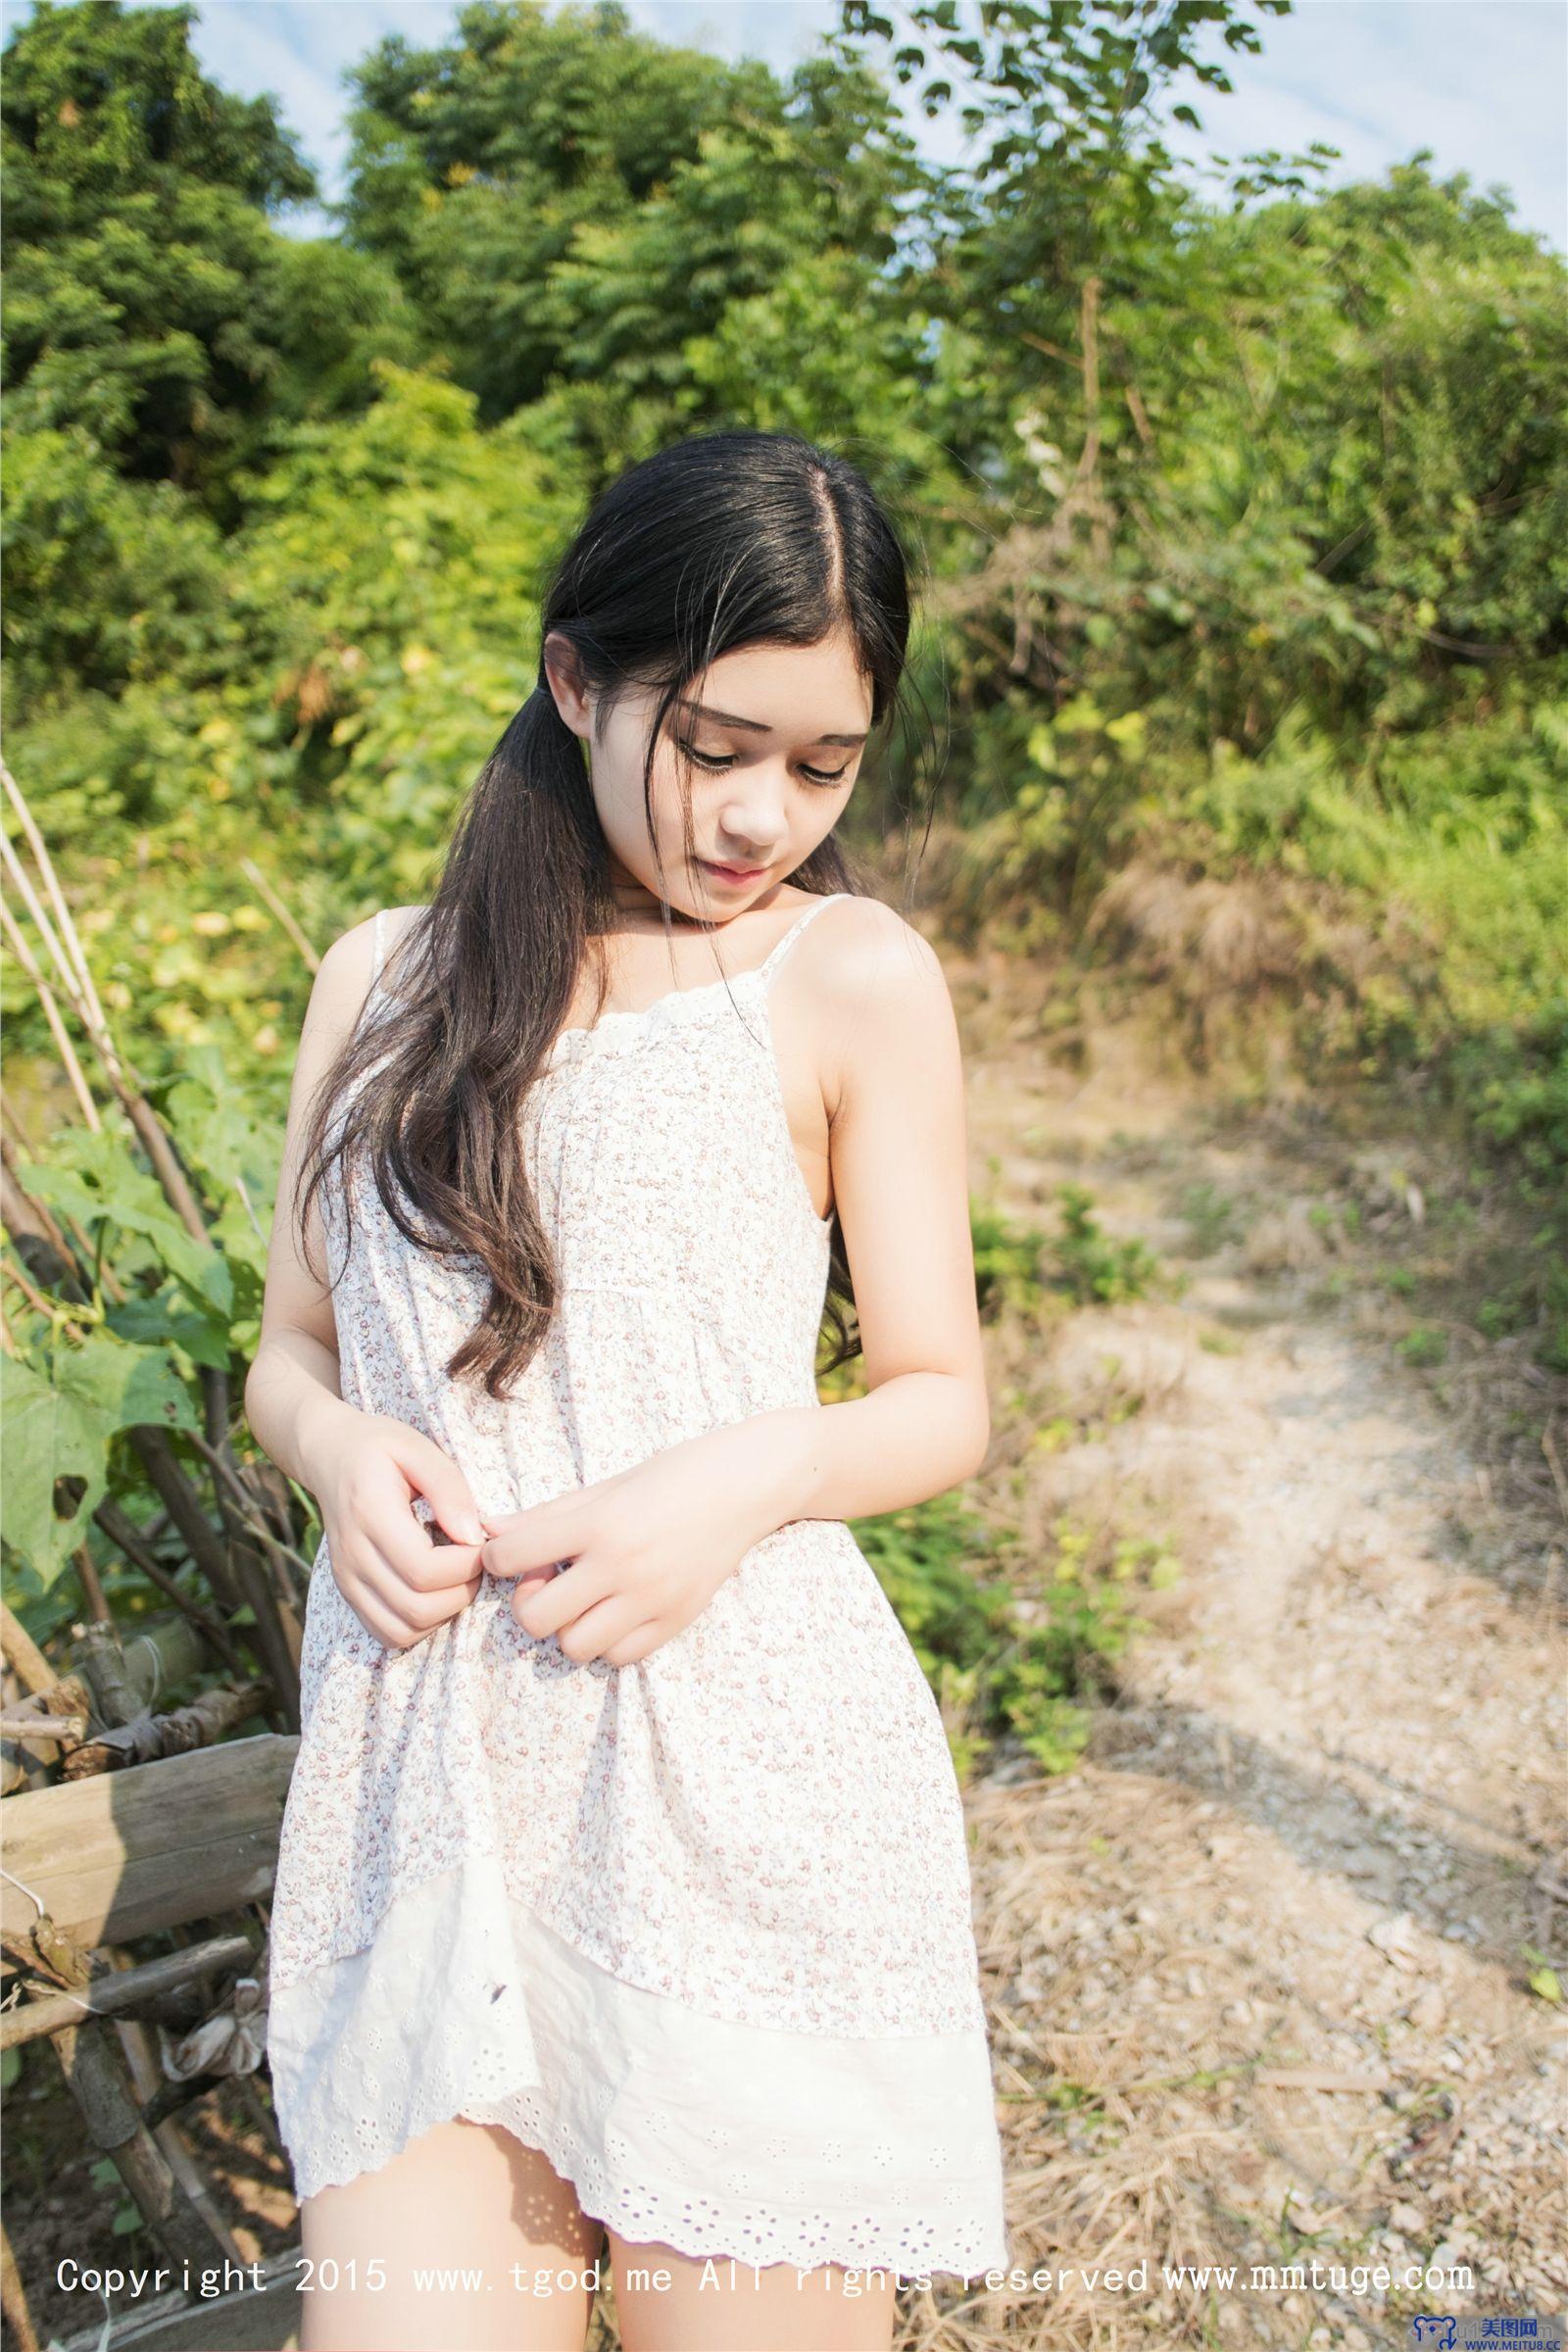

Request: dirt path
left=950, top=987, right=1568, bottom=2351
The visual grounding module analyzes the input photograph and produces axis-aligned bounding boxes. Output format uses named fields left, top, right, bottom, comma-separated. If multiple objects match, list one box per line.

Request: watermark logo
left=1408, top=2321, right=1567, bottom=2351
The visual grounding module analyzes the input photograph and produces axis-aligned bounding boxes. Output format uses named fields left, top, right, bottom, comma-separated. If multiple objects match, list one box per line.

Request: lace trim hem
left=457, top=2085, right=1010, bottom=2281
left=267, top=1850, right=1008, bottom=2279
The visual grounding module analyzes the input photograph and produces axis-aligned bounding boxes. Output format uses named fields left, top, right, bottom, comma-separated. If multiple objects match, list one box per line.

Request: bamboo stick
left=0, top=1936, right=255, bottom=2052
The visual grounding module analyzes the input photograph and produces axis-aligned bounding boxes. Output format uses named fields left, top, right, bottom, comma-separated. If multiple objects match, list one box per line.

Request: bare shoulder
left=384, top=904, right=429, bottom=954
left=808, top=892, right=952, bottom=1009
left=801, top=894, right=958, bottom=1112
left=310, top=905, right=426, bottom=1034
left=376, top=903, right=430, bottom=993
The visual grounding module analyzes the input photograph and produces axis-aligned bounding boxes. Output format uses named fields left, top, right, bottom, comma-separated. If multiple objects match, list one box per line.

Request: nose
left=716, top=767, right=792, bottom=858
left=719, top=757, right=799, bottom=842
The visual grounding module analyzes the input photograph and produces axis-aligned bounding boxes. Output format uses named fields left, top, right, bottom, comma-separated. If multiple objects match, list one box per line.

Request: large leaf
left=1, top=1335, right=200, bottom=1592
left=15, top=1129, right=233, bottom=1317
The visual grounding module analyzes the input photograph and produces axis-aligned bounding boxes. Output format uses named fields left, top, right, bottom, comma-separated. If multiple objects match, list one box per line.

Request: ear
left=542, top=630, right=593, bottom=740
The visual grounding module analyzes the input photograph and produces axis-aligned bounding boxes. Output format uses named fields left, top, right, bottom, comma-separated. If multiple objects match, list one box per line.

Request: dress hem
left=458, top=2095, right=1010, bottom=2281
left=267, top=1851, right=1010, bottom=2280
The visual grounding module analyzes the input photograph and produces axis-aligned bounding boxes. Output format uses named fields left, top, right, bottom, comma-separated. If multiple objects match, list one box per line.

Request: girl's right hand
left=310, top=1408, right=487, bottom=1652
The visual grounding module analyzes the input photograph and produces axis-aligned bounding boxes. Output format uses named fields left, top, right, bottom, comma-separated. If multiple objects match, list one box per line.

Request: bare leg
left=299, top=2116, right=605, bottom=2351
left=607, top=2232, right=898, bottom=2352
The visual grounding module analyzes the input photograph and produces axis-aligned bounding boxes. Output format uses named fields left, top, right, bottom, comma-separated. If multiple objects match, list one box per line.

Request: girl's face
left=545, top=627, right=873, bottom=923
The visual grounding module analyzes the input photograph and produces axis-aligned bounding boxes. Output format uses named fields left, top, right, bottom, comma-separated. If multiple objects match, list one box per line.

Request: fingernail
left=459, top=1515, right=484, bottom=1544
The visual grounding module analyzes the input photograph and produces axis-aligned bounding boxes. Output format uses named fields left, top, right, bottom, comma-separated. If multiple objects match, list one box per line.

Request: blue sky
left=4, top=0, right=1563, bottom=256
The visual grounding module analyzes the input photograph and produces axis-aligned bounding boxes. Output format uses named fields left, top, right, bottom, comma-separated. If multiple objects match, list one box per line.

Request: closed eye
left=677, top=741, right=851, bottom=789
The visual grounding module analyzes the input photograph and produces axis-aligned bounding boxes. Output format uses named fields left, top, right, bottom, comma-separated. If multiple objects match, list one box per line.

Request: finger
left=346, top=1589, right=426, bottom=1650
left=383, top=1569, right=484, bottom=1634
left=478, top=1478, right=599, bottom=1540
left=482, top=1534, right=578, bottom=1581
left=338, top=1457, right=479, bottom=1598
left=555, top=1596, right=645, bottom=1666
left=479, top=1494, right=591, bottom=1576
left=496, top=1559, right=566, bottom=1603
left=368, top=1565, right=483, bottom=1646
left=602, top=1621, right=663, bottom=1667
left=482, top=1521, right=583, bottom=1579
left=511, top=1557, right=610, bottom=1641
left=378, top=1552, right=479, bottom=1627
left=376, top=1505, right=488, bottom=1598
left=380, top=1424, right=487, bottom=1546
left=345, top=1517, right=483, bottom=1627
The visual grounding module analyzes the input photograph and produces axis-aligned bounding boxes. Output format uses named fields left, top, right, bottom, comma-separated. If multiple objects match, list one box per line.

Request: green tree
left=2, top=0, right=408, bottom=517
left=338, top=0, right=924, bottom=436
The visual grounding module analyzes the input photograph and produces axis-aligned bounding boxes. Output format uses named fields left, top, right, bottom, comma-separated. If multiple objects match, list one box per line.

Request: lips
left=702, top=858, right=767, bottom=884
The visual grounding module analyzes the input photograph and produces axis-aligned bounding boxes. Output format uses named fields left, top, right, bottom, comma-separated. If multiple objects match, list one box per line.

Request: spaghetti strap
left=368, top=906, right=387, bottom=990
left=756, top=891, right=849, bottom=991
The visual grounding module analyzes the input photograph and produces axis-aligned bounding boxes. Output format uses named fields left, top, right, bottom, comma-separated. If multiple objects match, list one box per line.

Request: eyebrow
left=673, top=698, right=869, bottom=749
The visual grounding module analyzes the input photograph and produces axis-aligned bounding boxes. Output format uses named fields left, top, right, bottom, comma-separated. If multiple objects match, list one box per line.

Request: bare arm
left=243, top=916, right=378, bottom=1495
left=745, top=896, right=990, bottom=1525
left=245, top=908, right=488, bottom=1645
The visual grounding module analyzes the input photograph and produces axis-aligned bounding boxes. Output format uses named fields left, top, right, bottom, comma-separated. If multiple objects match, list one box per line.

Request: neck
left=607, top=870, right=724, bottom=928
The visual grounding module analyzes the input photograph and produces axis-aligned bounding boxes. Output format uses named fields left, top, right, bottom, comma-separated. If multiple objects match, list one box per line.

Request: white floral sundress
left=264, top=890, right=1010, bottom=2279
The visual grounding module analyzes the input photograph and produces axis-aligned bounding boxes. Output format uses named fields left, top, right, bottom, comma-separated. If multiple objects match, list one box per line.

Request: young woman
left=248, top=429, right=1009, bottom=2352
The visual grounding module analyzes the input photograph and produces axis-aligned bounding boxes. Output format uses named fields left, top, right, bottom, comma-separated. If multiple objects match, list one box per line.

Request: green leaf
left=16, top=1132, right=232, bottom=1316
left=0, top=1337, right=199, bottom=1592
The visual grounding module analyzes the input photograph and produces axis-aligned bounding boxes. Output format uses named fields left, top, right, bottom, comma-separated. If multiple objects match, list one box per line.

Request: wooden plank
left=1, top=1735, right=299, bottom=1945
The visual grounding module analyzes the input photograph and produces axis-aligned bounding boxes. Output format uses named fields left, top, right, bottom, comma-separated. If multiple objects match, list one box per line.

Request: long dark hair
left=293, top=428, right=921, bottom=1401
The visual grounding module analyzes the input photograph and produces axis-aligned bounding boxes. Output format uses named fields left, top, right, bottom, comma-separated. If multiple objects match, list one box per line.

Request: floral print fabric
left=265, top=893, right=1009, bottom=2275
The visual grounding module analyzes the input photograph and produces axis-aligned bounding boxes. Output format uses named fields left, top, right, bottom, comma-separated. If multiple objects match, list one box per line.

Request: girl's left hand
left=477, top=1420, right=790, bottom=1666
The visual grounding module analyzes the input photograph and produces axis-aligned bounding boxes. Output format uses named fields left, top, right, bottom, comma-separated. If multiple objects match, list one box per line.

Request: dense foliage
left=4, top=0, right=1563, bottom=1687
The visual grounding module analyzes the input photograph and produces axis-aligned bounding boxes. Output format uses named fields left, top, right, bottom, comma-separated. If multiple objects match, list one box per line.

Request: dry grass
left=877, top=928, right=1568, bottom=2350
